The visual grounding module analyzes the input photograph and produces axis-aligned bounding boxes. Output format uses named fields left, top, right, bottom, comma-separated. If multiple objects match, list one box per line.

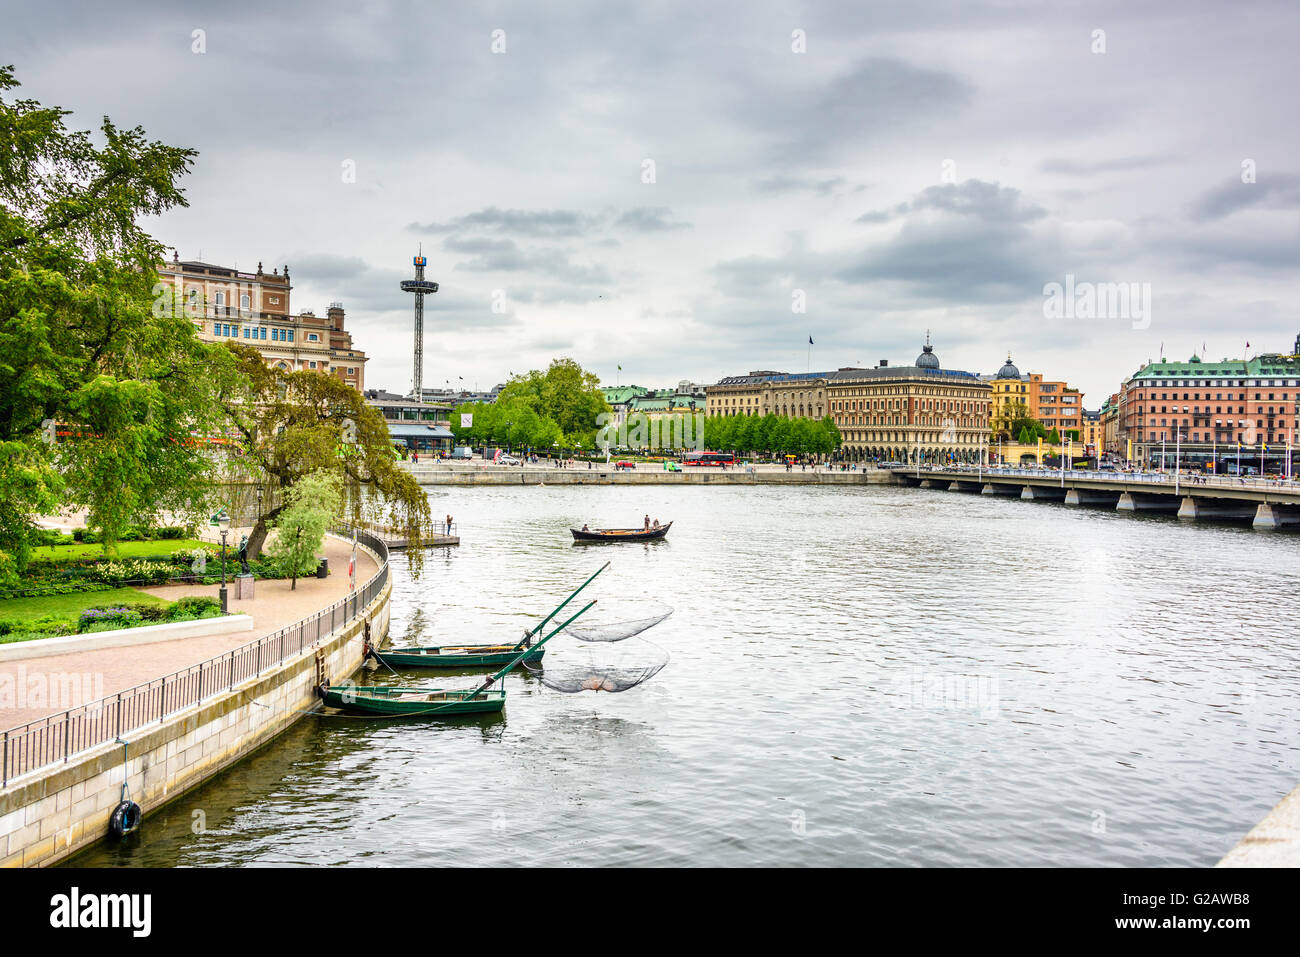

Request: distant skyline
left=7, top=0, right=1300, bottom=405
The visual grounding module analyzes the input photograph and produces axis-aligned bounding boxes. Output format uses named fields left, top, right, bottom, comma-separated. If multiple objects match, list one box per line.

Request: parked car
left=450, top=446, right=473, bottom=460
left=498, top=454, right=521, bottom=466
left=615, top=460, right=637, bottom=470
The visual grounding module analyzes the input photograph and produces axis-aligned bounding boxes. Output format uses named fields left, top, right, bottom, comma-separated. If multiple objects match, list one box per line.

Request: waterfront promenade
left=0, top=531, right=376, bottom=730
left=403, top=460, right=893, bottom=486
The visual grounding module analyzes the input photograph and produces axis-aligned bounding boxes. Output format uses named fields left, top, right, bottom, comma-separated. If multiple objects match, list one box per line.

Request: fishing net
left=523, top=638, right=669, bottom=693
left=561, top=603, right=673, bottom=642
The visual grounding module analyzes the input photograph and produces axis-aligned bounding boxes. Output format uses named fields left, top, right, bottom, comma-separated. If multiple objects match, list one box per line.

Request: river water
left=70, top=483, right=1300, bottom=866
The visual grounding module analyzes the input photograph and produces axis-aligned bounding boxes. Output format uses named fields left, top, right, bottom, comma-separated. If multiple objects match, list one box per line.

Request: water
left=70, top=484, right=1300, bottom=866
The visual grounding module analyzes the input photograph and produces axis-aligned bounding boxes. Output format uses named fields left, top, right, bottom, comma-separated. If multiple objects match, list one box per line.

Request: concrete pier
left=1116, top=491, right=1179, bottom=512
left=982, top=483, right=1020, bottom=496
left=1065, top=488, right=1119, bottom=506
left=1177, top=497, right=1257, bottom=521
left=1021, top=485, right=1065, bottom=500
left=1251, top=503, right=1300, bottom=528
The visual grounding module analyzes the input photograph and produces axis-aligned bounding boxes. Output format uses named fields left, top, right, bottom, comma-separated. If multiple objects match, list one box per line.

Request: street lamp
left=216, top=511, right=230, bottom=613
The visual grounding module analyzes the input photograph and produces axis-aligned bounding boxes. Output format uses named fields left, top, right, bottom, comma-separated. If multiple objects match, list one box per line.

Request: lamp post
left=217, top=511, right=230, bottom=614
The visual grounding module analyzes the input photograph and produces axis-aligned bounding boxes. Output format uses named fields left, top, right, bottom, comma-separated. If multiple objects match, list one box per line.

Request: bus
left=683, top=451, right=735, bottom=467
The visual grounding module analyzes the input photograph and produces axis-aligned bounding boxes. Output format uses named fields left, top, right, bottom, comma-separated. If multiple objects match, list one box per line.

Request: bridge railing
left=918, top=466, right=1300, bottom=492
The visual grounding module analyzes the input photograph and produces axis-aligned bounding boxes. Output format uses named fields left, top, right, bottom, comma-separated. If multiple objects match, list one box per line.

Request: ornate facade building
left=706, top=339, right=991, bottom=463
left=1117, top=344, right=1300, bottom=470
left=156, top=255, right=368, bottom=391
left=987, top=354, right=1084, bottom=438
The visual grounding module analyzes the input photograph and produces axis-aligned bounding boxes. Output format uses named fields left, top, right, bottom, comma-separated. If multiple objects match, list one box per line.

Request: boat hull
left=321, top=685, right=506, bottom=716
left=571, top=521, right=671, bottom=542
left=373, top=645, right=544, bottom=669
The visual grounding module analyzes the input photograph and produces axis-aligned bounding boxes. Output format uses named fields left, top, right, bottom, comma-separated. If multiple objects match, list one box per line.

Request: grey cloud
left=614, top=207, right=691, bottom=232
left=411, top=208, right=596, bottom=238
left=857, top=180, right=1046, bottom=226
left=1040, top=155, right=1176, bottom=176
left=1189, top=174, right=1300, bottom=221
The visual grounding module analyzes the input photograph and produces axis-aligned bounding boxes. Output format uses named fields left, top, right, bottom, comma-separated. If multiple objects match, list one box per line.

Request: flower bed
left=0, top=596, right=225, bottom=644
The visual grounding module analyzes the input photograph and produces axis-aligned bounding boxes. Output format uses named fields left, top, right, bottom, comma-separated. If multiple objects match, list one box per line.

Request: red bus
left=683, top=452, right=735, bottom=467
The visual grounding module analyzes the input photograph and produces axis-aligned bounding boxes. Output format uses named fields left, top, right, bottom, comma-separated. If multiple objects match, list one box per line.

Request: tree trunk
left=289, top=526, right=300, bottom=590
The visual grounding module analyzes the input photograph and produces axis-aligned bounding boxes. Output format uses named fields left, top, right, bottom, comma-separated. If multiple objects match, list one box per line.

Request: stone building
left=706, top=339, right=991, bottom=463
left=156, top=255, right=368, bottom=391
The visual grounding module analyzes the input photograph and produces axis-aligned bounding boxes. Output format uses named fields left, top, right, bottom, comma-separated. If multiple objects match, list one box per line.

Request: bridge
left=895, top=466, right=1300, bottom=528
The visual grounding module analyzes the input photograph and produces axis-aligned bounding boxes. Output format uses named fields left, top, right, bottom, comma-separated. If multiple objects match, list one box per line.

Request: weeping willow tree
left=213, top=343, right=432, bottom=573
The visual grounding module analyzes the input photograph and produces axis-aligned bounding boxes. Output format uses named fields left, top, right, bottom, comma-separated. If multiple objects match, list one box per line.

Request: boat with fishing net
left=571, top=522, right=672, bottom=542
left=370, top=643, right=544, bottom=669
left=319, top=684, right=506, bottom=716
left=316, top=563, right=673, bottom=719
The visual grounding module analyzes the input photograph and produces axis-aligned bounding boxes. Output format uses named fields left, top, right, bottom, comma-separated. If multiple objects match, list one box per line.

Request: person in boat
left=644, top=514, right=650, bottom=530
left=582, top=524, right=590, bottom=531
left=652, top=518, right=660, bottom=529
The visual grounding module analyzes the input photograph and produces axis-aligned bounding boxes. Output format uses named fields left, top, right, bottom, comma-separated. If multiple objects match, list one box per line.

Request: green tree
left=1047, top=428, right=1061, bottom=445
left=214, top=344, right=430, bottom=558
left=264, top=470, right=341, bottom=591
left=498, top=357, right=610, bottom=444
left=0, top=65, right=215, bottom=580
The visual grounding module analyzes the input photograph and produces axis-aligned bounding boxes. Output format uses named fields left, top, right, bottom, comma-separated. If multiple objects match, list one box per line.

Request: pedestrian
left=445, top=514, right=452, bottom=534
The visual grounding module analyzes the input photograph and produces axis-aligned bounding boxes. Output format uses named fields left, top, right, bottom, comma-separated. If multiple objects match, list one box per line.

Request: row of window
left=210, top=323, right=297, bottom=342
left=1134, top=392, right=1297, bottom=402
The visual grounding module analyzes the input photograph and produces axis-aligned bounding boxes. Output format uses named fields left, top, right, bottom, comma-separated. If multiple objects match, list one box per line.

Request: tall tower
left=400, top=250, right=439, bottom=399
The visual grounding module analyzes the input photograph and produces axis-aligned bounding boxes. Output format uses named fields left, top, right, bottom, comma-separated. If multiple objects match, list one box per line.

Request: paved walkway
left=0, top=532, right=377, bottom=729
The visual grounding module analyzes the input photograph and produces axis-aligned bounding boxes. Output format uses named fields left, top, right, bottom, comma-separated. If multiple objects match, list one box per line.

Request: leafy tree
left=0, top=65, right=215, bottom=580
left=1047, top=428, right=1061, bottom=445
left=264, top=470, right=341, bottom=590
left=498, top=358, right=610, bottom=444
left=213, top=344, right=430, bottom=559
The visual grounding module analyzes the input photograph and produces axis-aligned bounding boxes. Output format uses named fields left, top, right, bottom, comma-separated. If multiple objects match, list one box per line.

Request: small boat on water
left=371, top=643, right=544, bottom=669
left=571, top=521, right=672, bottom=542
left=319, top=684, right=506, bottom=716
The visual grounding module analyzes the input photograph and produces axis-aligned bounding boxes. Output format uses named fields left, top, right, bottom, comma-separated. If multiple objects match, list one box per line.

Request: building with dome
left=984, top=353, right=1084, bottom=443
left=706, top=336, right=991, bottom=464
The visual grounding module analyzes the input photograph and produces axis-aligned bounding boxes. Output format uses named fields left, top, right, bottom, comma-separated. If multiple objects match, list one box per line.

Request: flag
left=809, top=336, right=814, bottom=345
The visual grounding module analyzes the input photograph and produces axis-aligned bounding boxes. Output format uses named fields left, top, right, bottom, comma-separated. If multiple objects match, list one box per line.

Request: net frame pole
left=511, top=562, right=610, bottom=651
left=468, top=599, right=597, bottom=699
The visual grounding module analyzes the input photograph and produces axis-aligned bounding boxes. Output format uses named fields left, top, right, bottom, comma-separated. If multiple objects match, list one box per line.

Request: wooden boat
left=571, top=521, right=672, bottom=542
left=371, top=643, right=544, bottom=669
left=319, top=684, right=505, bottom=716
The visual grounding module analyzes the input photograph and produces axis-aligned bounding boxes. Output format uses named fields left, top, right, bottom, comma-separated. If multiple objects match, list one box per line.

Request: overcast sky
left=8, top=0, right=1300, bottom=403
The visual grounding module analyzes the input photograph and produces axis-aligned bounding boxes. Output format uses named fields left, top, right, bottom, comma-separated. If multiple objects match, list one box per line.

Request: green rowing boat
left=371, top=644, right=544, bottom=670
left=320, top=684, right=506, bottom=716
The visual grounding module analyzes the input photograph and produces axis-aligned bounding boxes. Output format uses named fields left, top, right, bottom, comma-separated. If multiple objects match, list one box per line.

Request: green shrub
left=29, top=614, right=76, bottom=636
left=171, top=596, right=222, bottom=619
left=72, top=528, right=85, bottom=542
left=76, top=606, right=143, bottom=633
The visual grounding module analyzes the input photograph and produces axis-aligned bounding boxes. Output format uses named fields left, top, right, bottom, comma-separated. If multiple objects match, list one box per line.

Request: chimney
left=327, top=301, right=345, bottom=330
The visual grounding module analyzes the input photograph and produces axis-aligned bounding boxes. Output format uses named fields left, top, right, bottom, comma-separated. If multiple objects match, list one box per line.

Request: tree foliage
left=701, top=413, right=842, bottom=457
left=494, top=357, right=610, bottom=445
left=213, top=344, right=430, bottom=559
left=264, top=469, right=341, bottom=590
left=0, top=65, right=214, bottom=581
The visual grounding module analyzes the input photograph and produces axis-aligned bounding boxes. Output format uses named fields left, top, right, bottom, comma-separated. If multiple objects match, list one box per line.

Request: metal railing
left=917, top=466, right=1300, bottom=494
left=1, top=527, right=389, bottom=787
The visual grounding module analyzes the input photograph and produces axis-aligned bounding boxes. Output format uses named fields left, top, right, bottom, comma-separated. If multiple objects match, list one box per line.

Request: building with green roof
left=1117, top=342, right=1300, bottom=471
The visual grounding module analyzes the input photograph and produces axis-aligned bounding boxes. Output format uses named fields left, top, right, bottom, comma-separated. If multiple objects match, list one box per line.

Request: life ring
left=108, top=800, right=142, bottom=839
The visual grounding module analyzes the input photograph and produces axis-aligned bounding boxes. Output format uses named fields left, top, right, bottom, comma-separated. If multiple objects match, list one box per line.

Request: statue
left=238, top=534, right=251, bottom=576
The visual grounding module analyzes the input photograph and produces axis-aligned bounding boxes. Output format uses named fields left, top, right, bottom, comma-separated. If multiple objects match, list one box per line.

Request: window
left=308, top=333, right=319, bottom=342
left=287, top=330, right=294, bottom=342
left=214, top=291, right=225, bottom=307
left=240, top=293, right=250, bottom=310
left=243, top=327, right=250, bottom=338
left=259, top=327, right=266, bottom=339
left=309, top=361, right=317, bottom=369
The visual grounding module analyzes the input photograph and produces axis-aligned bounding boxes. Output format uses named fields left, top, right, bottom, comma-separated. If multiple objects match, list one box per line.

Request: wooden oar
left=511, top=562, right=609, bottom=651
left=468, top=599, right=596, bottom=700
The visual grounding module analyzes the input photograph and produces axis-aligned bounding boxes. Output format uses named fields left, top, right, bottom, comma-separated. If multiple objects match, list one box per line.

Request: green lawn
left=0, top=587, right=172, bottom=624
left=28, top=539, right=208, bottom=562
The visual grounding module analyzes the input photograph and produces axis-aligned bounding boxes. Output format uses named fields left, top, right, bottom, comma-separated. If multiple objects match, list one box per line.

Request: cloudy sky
left=7, top=0, right=1300, bottom=403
